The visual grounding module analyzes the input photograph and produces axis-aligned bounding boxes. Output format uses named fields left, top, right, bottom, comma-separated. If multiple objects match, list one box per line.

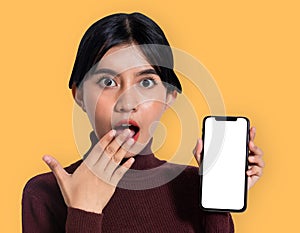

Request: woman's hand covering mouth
left=113, top=120, right=140, bottom=140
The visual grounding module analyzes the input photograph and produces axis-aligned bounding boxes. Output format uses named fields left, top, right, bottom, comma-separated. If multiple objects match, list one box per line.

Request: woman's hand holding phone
left=247, top=127, right=264, bottom=189
left=193, top=126, right=264, bottom=190
left=42, top=129, right=135, bottom=214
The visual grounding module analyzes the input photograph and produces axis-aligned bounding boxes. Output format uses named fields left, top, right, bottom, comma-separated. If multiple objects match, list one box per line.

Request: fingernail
left=110, top=129, right=116, bottom=137
left=43, top=155, right=51, bottom=164
left=130, top=130, right=135, bottom=137
left=127, top=138, right=135, bottom=146
left=123, top=129, right=131, bottom=136
left=129, top=157, right=135, bottom=164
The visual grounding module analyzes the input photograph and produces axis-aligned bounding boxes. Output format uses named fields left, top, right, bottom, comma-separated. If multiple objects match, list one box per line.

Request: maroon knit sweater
left=22, top=153, right=234, bottom=233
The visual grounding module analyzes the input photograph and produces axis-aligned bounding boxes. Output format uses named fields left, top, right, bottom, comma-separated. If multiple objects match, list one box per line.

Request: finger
left=42, top=155, right=69, bottom=184
left=110, top=157, right=135, bottom=185
left=104, top=138, right=135, bottom=176
left=249, top=127, right=256, bottom=142
left=111, top=138, right=135, bottom=164
left=248, top=175, right=260, bottom=190
left=248, top=155, right=265, bottom=168
left=84, top=130, right=116, bottom=166
left=102, top=129, right=133, bottom=160
left=93, top=129, right=133, bottom=176
left=249, top=141, right=264, bottom=156
left=193, top=139, right=203, bottom=166
left=246, top=165, right=263, bottom=177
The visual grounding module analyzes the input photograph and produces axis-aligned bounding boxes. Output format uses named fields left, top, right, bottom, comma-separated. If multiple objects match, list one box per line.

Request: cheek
left=135, top=102, right=166, bottom=145
left=90, top=95, right=115, bottom=138
left=141, top=101, right=166, bottom=129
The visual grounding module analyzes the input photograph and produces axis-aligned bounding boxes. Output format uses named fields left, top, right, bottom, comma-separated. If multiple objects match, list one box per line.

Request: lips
left=113, top=119, right=140, bottom=141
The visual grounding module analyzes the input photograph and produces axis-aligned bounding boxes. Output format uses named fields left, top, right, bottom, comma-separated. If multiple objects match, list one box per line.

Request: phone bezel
left=199, top=115, right=250, bottom=212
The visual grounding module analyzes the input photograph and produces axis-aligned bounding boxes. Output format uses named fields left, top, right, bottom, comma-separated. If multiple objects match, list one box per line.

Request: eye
left=97, top=77, right=117, bottom=87
left=140, top=78, right=156, bottom=88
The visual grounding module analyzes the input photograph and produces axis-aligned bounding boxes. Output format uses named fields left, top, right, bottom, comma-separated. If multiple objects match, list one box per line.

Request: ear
left=165, top=90, right=177, bottom=109
left=71, top=83, right=86, bottom=112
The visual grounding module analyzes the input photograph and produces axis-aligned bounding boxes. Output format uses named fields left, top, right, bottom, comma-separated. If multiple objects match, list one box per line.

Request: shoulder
left=23, top=160, right=82, bottom=200
left=22, top=160, right=83, bottom=231
left=168, top=163, right=199, bottom=186
left=160, top=162, right=200, bottom=197
left=180, top=164, right=199, bottom=178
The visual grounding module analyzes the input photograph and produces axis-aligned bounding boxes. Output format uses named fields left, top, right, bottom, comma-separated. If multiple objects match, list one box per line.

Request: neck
left=134, top=138, right=153, bottom=156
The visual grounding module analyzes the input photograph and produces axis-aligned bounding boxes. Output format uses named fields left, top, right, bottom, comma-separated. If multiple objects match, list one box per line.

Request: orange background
left=1, top=0, right=299, bottom=232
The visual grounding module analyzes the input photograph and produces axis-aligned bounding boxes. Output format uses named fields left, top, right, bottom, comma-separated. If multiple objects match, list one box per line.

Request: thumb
left=193, top=139, right=203, bottom=166
left=42, top=155, right=68, bottom=183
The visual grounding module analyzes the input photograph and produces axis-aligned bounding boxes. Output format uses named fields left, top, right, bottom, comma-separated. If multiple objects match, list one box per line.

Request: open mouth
left=113, top=120, right=140, bottom=141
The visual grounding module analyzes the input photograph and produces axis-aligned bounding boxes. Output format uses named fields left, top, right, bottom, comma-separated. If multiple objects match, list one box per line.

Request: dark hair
left=68, top=12, right=182, bottom=93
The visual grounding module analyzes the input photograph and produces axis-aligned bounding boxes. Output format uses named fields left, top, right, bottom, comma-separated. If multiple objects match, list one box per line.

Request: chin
left=130, top=137, right=153, bottom=155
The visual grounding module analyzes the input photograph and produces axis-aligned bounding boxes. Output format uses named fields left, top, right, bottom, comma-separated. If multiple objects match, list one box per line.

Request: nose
left=114, top=88, right=139, bottom=113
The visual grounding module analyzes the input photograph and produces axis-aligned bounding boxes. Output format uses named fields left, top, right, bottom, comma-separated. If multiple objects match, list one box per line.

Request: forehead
left=96, top=44, right=152, bottom=73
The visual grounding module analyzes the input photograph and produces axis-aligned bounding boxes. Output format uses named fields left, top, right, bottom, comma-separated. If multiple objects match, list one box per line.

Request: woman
left=22, top=12, right=264, bottom=232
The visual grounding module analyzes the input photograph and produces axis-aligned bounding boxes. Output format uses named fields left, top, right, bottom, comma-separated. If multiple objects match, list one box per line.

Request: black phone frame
left=199, top=115, right=250, bottom=213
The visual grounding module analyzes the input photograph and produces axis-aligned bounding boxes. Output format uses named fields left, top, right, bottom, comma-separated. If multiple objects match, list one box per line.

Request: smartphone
left=200, top=116, right=250, bottom=212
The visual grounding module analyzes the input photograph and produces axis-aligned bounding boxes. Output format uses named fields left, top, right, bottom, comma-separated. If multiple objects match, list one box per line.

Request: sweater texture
left=22, top=153, right=234, bottom=232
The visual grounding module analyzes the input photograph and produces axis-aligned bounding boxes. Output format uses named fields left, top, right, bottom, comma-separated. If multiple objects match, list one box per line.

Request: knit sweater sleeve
left=22, top=172, right=103, bottom=233
left=66, top=207, right=103, bottom=232
left=202, top=212, right=235, bottom=233
left=22, top=187, right=58, bottom=233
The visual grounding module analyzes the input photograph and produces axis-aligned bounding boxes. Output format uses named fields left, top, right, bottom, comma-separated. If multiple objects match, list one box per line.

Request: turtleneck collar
left=126, top=153, right=165, bottom=170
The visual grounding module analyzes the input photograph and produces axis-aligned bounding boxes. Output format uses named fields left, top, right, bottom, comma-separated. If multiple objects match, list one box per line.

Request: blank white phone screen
left=201, top=117, right=248, bottom=211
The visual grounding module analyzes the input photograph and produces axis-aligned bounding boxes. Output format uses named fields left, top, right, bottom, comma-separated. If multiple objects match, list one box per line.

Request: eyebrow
left=92, top=68, right=158, bottom=77
left=136, top=68, right=158, bottom=76
left=92, top=68, right=118, bottom=76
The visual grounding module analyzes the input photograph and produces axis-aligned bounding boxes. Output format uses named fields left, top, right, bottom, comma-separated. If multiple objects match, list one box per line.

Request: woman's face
left=75, top=44, right=176, bottom=155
